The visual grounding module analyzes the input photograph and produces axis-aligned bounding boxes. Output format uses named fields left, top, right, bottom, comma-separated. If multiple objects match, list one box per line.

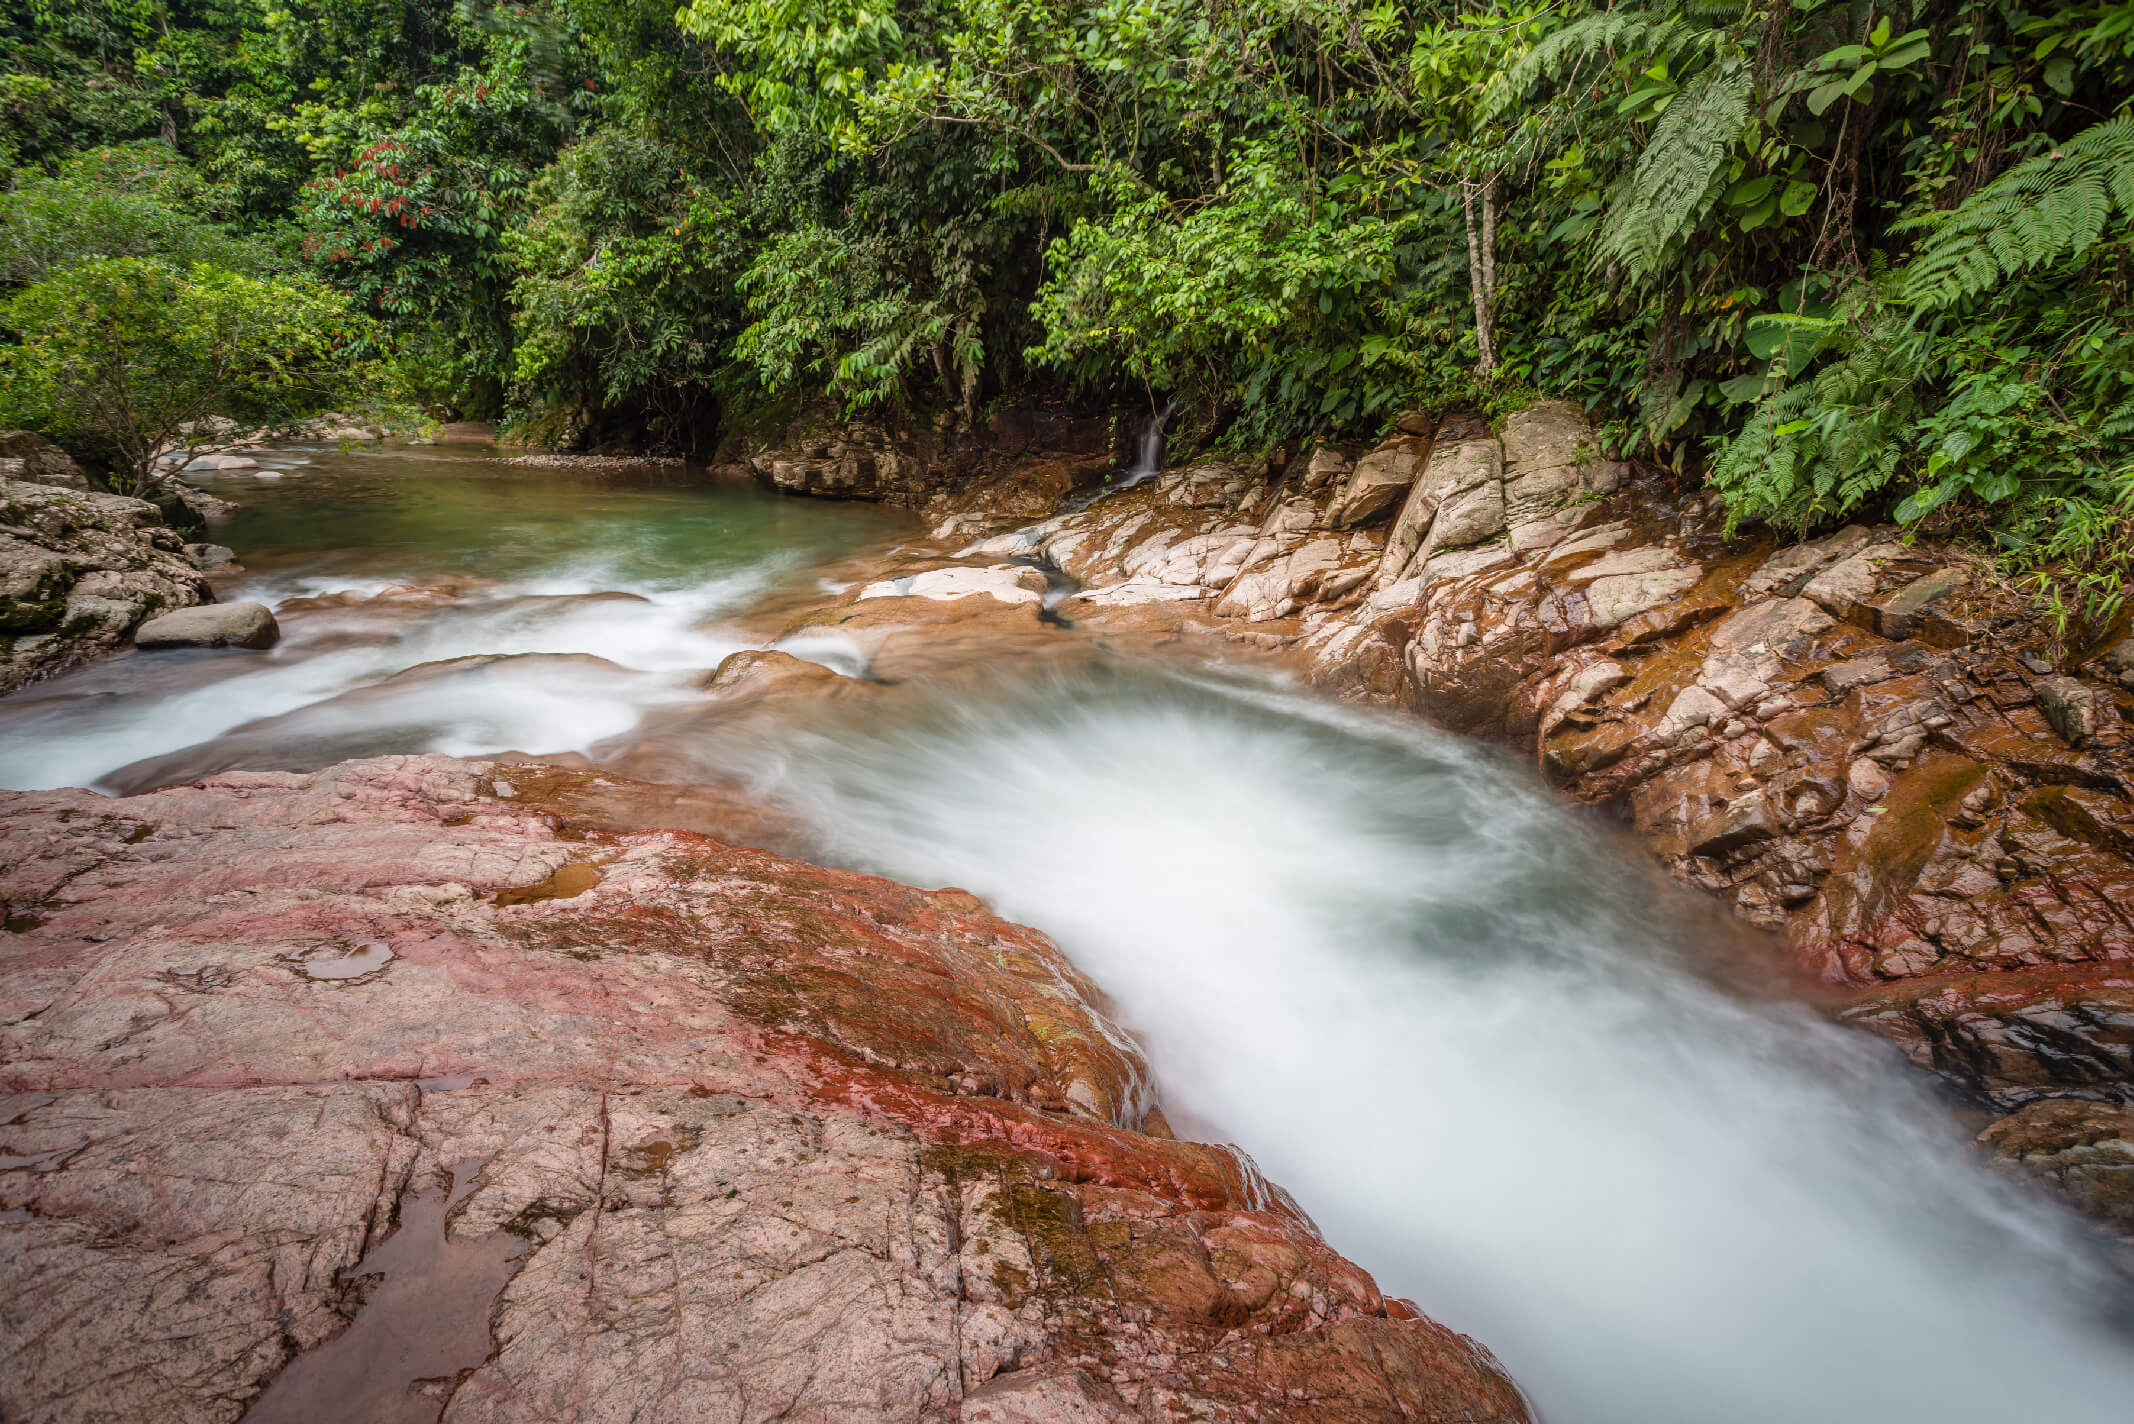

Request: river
left=5, top=445, right=2132, bottom=1422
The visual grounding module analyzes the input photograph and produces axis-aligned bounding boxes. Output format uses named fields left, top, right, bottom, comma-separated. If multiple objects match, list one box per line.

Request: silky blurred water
left=0, top=446, right=907, bottom=791
left=679, top=667, right=2134, bottom=1424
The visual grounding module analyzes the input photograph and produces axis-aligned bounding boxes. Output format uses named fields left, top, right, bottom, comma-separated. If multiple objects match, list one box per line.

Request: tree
left=0, top=144, right=272, bottom=285
left=0, top=257, right=383, bottom=492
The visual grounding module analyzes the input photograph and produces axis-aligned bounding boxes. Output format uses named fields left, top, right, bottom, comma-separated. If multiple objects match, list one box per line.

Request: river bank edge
left=3, top=395, right=2133, bottom=1420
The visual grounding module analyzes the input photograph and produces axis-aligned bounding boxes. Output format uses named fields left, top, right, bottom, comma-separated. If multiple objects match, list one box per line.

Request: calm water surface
left=0, top=445, right=909, bottom=790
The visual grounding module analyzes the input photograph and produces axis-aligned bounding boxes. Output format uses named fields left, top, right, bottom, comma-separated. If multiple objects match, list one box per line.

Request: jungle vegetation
left=2, top=1, right=2131, bottom=618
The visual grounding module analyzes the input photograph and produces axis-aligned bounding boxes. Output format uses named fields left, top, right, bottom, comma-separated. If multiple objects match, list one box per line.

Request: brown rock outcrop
left=745, top=402, right=1130, bottom=511
left=0, top=756, right=1528, bottom=1424
left=0, top=431, right=94, bottom=491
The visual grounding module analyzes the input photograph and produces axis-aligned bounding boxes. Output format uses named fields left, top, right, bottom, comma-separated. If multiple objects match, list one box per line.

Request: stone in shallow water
left=859, top=564, right=1050, bottom=604
left=134, top=600, right=279, bottom=649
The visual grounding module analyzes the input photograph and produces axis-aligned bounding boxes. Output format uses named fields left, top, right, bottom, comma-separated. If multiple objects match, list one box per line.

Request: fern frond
left=1595, top=60, right=1751, bottom=279
left=1493, top=9, right=1685, bottom=112
left=1899, top=117, right=2134, bottom=309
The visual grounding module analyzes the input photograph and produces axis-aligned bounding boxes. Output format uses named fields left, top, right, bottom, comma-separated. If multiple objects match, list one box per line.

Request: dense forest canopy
left=3, top=1, right=2131, bottom=616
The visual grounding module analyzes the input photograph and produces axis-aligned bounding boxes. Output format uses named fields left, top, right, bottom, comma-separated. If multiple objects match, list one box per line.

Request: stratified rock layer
left=744, top=401, right=1126, bottom=511
left=0, top=756, right=1527, bottom=1424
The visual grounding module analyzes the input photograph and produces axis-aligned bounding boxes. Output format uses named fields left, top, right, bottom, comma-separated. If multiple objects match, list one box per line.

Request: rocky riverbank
left=0, top=441, right=216, bottom=696
left=747, top=400, right=2134, bottom=1242
left=0, top=755, right=1529, bottom=1423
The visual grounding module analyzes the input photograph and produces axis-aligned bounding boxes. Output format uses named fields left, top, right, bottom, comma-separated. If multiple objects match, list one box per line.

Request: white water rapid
left=711, top=667, right=2134, bottom=1424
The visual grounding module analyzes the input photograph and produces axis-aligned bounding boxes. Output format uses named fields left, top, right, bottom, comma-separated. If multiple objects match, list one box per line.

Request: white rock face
left=858, top=565, right=1051, bottom=604
left=1069, top=578, right=1207, bottom=606
left=1742, top=524, right=1873, bottom=598
left=1380, top=438, right=1501, bottom=587
left=1584, top=567, right=1702, bottom=627
left=1801, top=543, right=1903, bottom=620
left=1567, top=545, right=1684, bottom=581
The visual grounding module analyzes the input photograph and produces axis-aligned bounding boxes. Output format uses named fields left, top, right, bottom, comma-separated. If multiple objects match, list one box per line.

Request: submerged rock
left=0, top=755, right=1529, bottom=1424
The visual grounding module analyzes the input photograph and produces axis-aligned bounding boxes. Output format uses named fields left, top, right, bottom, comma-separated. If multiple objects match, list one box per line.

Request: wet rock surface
left=1, top=476, right=212, bottom=695
left=0, top=756, right=1527, bottom=1424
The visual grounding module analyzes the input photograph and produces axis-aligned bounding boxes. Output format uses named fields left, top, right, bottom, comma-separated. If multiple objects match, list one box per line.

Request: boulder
left=134, top=600, right=280, bottom=650
left=2036, top=674, right=2108, bottom=747
left=700, top=647, right=848, bottom=695
left=1801, top=543, right=1908, bottom=623
left=1299, top=445, right=1353, bottom=492
left=183, top=542, right=238, bottom=570
left=1869, top=566, right=1969, bottom=641
left=0, top=431, right=92, bottom=491
left=1326, top=433, right=1424, bottom=528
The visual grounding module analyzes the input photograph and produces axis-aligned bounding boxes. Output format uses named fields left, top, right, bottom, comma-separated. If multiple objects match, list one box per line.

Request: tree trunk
left=1462, top=173, right=1500, bottom=376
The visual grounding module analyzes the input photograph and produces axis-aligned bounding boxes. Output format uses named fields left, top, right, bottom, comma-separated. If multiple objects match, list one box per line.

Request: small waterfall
left=1062, top=401, right=1172, bottom=512
left=1126, top=402, right=1170, bottom=486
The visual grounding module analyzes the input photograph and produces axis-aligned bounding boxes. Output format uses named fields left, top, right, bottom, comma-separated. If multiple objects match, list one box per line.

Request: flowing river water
left=5, top=446, right=2133, bottom=1422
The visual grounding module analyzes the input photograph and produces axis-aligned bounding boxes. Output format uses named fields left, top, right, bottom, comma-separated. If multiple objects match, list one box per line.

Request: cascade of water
left=727, top=668, right=2134, bottom=1424
left=1060, top=400, right=1174, bottom=513
left=1129, top=400, right=1170, bottom=482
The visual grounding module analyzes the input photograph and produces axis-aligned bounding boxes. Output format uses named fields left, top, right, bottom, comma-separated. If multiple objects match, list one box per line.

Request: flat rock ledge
left=0, top=755, right=1528, bottom=1424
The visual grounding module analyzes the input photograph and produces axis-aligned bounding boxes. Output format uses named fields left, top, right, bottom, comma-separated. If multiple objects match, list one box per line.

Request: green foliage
left=0, top=257, right=382, bottom=490
left=0, top=144, right=272, bottom=283
left=1899, top=117, right=2134, bottom=309
left=1596, top=59, right=1750, bottom=280
left=4, top=0, right=2133, bottom=619
left=504, top=126, right=748, bottom=442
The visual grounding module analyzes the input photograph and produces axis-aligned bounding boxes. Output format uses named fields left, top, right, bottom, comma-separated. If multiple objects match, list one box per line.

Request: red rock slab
left=0, top=754, right=1526, bottom=1424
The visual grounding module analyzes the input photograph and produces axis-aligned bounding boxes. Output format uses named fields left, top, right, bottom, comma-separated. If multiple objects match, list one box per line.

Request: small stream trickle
left=1058, top=400, right=1172, bottom=512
